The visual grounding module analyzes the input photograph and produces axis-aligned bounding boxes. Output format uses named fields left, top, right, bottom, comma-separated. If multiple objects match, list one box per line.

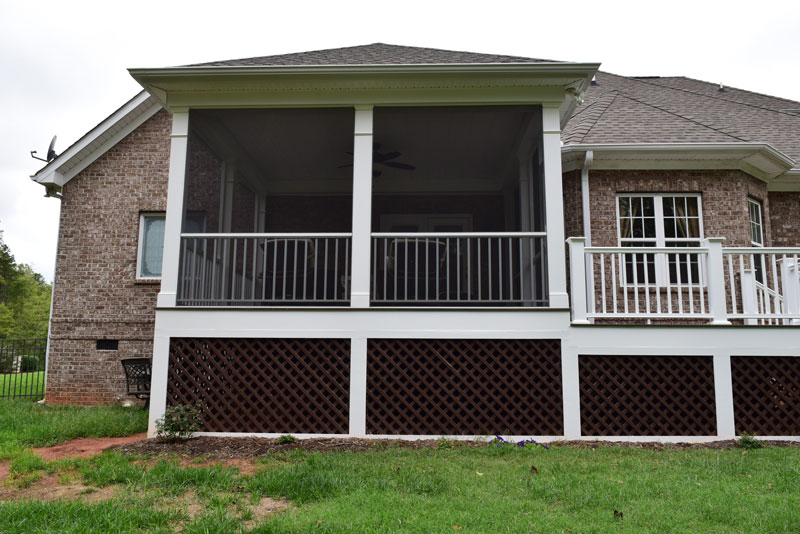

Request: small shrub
left=437, top=437, right=454, bottom=450
left=155, top=404, right=203, bottom=441
left=277, top=434, right=297, bottom=445
left=20, top=355, right=42, bottom=373
left=736, top=433, right=764, bottom=450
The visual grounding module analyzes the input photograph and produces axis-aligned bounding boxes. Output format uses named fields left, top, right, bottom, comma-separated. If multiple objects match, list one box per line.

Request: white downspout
left=581, top=151, right=594, bottom=322
left=581, top=150, right=593, bottom=244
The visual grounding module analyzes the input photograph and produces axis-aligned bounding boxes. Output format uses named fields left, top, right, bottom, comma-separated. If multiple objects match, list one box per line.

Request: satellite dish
left=30, top=135, right=58, bottom=163
left=46, top=136, right=58, bottom=161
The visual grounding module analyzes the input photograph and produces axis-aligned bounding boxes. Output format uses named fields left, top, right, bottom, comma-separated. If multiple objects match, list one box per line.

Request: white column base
left=349, top=337, right=367, bottom=436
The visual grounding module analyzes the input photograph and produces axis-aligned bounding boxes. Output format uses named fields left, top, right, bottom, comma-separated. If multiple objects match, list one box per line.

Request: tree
left=0, top=229, right=51, bottom=339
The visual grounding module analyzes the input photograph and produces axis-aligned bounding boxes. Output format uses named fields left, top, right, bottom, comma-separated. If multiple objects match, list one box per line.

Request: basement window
left=137, top=212, right=166, bottom=279
left=96, top=339, right=119, bottom=351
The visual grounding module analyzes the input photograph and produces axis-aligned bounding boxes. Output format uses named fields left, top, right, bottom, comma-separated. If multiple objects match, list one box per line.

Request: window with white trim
left=748, top=197, right=765, bottom=283
left=617, top=194, right=703, bottom=285
left=137, top=213, right=165, bottom=279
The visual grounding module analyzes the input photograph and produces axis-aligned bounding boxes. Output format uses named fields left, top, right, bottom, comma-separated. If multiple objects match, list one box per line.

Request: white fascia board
left=129, top=62, right=600, bottom=122
left=768, top=169, right=800, bottom=192
left=31, top=91, right=162, bottom=188
left=561, top=143, right=797, bottom=181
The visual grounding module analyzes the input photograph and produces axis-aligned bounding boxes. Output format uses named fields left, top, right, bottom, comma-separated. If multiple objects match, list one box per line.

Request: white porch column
left=713, top=352, right=736, bottom=438
left=147, top=330, right=170, bottom=436
left=566, top=237, right=589, bottom=324
left=157, top=108, right=190, bottom=308
left=561, top=345, right=581, bottom=438
left=349, top=337, right=368, bottom=436
left=542, top=104, right=569, bottom=308
left=350, top=105, right=374, bottom=308
left=704, top=237, right=731, bottom=325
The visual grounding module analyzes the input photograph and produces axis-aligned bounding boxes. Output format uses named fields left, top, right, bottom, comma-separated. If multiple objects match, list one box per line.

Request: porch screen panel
left=579, top=355, right=717, bottom=436
left=168, top=338, right=350, bottom=434
left=731, top=356, right=800, bottom=435
left=366, top=339, right=563, bottom=435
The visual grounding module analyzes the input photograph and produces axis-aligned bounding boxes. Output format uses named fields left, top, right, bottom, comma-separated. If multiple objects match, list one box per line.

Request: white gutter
left=580, top=150, right=594, bottom=245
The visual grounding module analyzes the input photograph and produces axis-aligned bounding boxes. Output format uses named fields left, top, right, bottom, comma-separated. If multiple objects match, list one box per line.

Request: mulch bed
left=109, top=436, right=800, bottom=459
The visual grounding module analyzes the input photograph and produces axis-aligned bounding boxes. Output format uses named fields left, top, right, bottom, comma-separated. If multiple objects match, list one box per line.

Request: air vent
left=96, top=339, right=119, bottom=351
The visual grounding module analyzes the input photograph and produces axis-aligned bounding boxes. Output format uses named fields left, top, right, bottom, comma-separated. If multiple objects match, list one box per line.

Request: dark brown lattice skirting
left=168, top=338, right=350, bottom=434
left=579, top=355, right=717, bottom=436
left=732, top=356, right=800, bottom=436
left=366, top=338, right=563, bottom=435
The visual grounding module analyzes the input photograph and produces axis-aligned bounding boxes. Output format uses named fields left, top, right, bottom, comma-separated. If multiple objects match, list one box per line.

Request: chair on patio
left=121, top=358, right=152, bottom=405
left=385, top=238, right=448, bottom=301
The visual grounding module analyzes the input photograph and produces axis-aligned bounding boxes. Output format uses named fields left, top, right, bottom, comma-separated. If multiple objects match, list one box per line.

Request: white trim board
left=31, top=91, right=162, bottom=189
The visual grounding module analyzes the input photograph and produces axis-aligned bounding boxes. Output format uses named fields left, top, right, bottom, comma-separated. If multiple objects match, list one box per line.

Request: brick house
left=31, top=44, right=800, bottom=440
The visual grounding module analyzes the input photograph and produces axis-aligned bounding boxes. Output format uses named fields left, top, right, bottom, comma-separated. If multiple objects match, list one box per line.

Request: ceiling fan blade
left=384, top=161, right=416, bottom=170
left=375, top=151, right=401, bottom=163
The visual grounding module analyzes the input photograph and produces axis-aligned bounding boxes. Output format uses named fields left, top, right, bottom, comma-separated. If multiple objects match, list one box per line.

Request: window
left=137, top=213, right=165, bottom=279
left=748, top=198, right=765, bottom=283
left=617, top=194, right=703, bottom=285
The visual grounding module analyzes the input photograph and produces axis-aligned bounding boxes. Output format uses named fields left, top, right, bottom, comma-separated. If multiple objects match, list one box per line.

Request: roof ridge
left=186, top=43, right=555, bottom=67
left=613, top=92, right=748, bottom=143
left=610, top=72, right=800, bottom=119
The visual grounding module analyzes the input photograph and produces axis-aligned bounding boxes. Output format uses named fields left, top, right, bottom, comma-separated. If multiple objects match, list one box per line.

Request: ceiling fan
left=337, top=142, right=416, bottom=177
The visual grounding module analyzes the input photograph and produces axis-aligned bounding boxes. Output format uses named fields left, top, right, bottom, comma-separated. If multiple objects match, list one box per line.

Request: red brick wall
left=581, top=170, right=771, bottom=247
left=47, top=110, right=171, bottom=405
left=768, top=192, right=800, bottom=247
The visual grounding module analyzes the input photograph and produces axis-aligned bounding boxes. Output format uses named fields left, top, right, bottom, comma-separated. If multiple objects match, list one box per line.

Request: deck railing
left=177, top=233, right=352, bottom=306
left=370, top=233, right=548, bottom=306
left=568, top=237, right=800, bottom=325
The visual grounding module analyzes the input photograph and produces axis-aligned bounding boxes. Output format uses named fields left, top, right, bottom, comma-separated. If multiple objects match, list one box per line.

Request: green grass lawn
left=0, top=399, right=148, bottom=461
left=0, top=372, right=45, bottom=399
left=1, top=401, right=799, bottom=533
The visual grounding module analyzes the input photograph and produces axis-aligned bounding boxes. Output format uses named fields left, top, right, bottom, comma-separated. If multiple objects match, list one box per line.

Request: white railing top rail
left=181, top=232, right=353, bottom=239
left=585, top=246, right=708, bottom=254
left=372, top=232, right=547, bottom=238
left=723, top=247, right=800, bottom=254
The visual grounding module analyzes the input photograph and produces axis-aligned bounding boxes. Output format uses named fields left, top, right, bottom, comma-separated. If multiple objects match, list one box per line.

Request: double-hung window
left=137, top=212, right=166, bottom=279
left=748, top=198, right=765, bottom=283
left=617, top=194, right=703, bottom=285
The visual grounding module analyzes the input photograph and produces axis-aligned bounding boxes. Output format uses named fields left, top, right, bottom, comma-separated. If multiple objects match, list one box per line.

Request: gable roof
left=563, top=72, right=800, bottom=171
left=188, top=43, right=557, bottom=67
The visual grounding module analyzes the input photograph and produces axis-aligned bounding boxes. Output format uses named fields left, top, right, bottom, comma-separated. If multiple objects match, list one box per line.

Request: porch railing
left=177, top=233, right=352, bottom=306
left=370, top=233, right=548, bottom=306
left=568, top=237, right=800, bottom=325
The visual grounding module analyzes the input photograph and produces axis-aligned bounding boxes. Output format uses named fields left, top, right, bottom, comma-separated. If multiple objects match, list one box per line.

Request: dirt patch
left=32, top=433, right=148, bottom=461
left=244, top=496, right=292, bottom=528
left=112, top=436, right=800, bottom=458
left=0, top=472, right=118, bottom=502
left=112, top=436, right=484, bottom=458
left=0, top=462, right=8, bottom=483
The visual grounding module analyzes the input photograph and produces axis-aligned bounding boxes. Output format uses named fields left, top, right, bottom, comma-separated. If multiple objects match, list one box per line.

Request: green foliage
left=0, top=230, right=51, bottom=340
left=737, top=433, right=765, bottom=450
left=436, top=436, right=454, bottom=450
left=155, top=404, right=203, bottom=441
left=277, top=434, right=297, bottom=445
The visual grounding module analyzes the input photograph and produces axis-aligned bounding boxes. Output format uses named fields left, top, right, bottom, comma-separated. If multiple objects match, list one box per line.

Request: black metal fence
left=0, top=338, right=47, bottom=399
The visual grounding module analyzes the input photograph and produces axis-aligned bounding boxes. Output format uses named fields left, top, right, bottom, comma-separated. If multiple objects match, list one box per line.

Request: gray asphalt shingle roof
left=563, top=71, right=800, bottom=168
left=189, top=43, right=556, bottom=67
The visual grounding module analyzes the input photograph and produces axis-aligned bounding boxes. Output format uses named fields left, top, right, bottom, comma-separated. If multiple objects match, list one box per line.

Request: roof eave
left=31, top=91, right=162, bottom=188
left=561, top=142, right=797, bottom=183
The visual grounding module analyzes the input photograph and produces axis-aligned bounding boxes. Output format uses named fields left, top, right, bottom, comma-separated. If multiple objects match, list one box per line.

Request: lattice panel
left=732, top=356, right=800, bottom=436
left=168, top=338, right=350, bottom=434
left=366, top=339, right=563, bottom=435
left=579, top=355, right=717, bottom=436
